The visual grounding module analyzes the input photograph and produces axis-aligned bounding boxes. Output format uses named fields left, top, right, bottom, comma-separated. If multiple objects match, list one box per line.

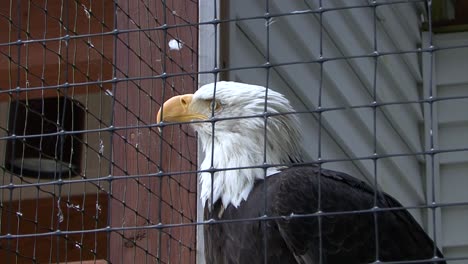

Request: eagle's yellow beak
left=156, top=94, right=207, bottom=125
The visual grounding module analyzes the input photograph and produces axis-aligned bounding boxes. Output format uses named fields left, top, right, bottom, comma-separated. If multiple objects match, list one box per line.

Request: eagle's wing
left=204, top=185, right=299, bottom=264
left=271, top=166, right=445, bottom=264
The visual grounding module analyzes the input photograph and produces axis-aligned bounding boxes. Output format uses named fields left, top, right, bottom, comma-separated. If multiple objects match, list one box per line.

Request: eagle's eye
left=209, top=99, right=221, bottom=112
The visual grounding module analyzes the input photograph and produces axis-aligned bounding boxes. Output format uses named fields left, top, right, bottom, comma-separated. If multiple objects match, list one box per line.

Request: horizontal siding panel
left=434, top=32, right=468, bottom=86
left=438, top=123, right=468, bottom=154
left=440, top=163, right=468, bottom=204
left=443, top=246, right=468, bottom=264
left=439, top=151, right=468, bottom=165
left=437, top=84, right=468, bottom=125
left=442, top=206, right=468, bottom=248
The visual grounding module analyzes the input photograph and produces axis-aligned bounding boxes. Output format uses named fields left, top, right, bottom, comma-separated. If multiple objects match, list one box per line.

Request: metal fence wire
left=0, top=0, right=467, bottom=263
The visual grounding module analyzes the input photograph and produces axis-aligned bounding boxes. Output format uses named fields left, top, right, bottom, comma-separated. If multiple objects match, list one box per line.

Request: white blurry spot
left=88, top=41, right=95, bottom=48
left=16, top=211, right=23, bottom=217
left=172, top=10, right=177, bottom=15
left=99, top=139, right=104, bottom=155
left=25, top=80, right=29, bottom=88
left=82, top=4, right=91, bottom=19
left=57, top=198, right=64, bottom=223
left=75, top=242, right=82, bottom=249
left=96, top=202, right=102, bottom=214
left=105, top=89, right=113, bottom=97
left=265, top=18, right=276, bottom=27
left=291, top=9, right=311, bottom=14
left=168, top=39, right=183, bottom=51
left=67, top=203, right=81, bottom=212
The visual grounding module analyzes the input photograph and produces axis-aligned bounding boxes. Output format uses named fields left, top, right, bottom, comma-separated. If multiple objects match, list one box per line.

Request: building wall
left=423, top=31, right=468, bottom=263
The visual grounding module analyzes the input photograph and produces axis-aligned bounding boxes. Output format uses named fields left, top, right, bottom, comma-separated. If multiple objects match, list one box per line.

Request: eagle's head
left=157, top=81, right=304, bottom=208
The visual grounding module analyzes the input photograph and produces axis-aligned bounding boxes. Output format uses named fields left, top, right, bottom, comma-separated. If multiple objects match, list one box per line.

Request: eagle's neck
left=198, top=131, right=298, bottom=210
left=199, top=135, right=277, bottom=210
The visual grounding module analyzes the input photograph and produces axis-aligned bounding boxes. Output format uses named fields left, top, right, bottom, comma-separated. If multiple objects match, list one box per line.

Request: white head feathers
left=191, top=81, right=304, bottom=209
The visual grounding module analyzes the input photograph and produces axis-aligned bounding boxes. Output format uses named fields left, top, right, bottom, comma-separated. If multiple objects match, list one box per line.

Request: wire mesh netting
left=0, top=0, right=468, bottom=263
left=0, top=0, right=198, bottom=263
left=199, top=0, right=468, bottom=263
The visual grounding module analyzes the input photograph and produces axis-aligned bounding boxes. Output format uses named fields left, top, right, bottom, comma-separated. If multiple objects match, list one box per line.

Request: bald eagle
left=157, top=81, right=445, bottom=264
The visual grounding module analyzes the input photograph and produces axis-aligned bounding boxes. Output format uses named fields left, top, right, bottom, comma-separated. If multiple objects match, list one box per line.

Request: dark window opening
left=427, top=0, right=468, bottom=33
left=5, top=97, right=84, bottom=179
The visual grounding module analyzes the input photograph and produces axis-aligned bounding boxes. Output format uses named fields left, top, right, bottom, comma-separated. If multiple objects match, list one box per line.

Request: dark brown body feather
left=204, top=166, right=445, bottom=264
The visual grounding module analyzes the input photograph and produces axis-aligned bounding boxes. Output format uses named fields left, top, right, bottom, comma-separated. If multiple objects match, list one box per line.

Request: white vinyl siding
left=423, top=31, right=468, bottom=263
